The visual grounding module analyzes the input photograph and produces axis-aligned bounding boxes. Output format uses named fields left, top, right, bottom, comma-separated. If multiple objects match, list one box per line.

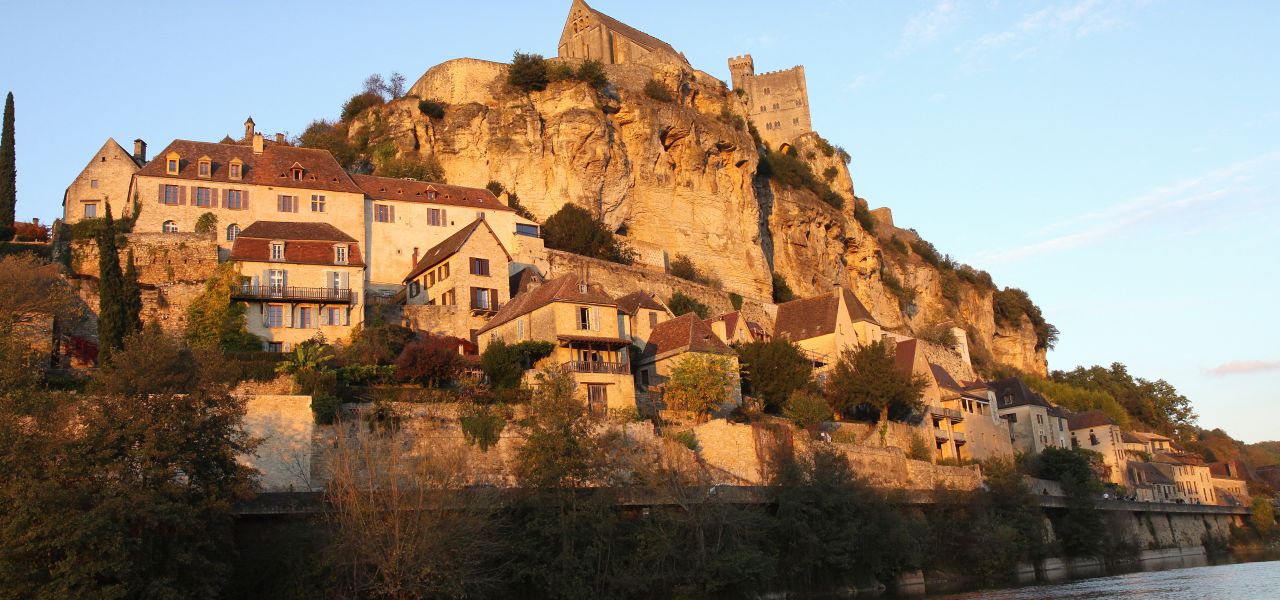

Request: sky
left=2, top=1, right=1277, bottom=441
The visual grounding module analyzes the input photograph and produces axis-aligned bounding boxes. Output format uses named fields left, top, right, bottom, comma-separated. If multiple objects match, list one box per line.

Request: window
left=195, top=187, right=213, bottom=207
left=427, top=207, right=446, bottom=226
left=375, top=204, right=393, bottom=223
left=327, top=307, right=344, bottom=326
left=311, top=195, right=326, bottom=212
left=162, top=184, right=180, bottom=205
left=291, top=166, right=303, bottom=181
left=335, top=245, right=348, bottom=264
left=267, top=341, right=283, bottom=353
left=427, top=190, right=438, bottom=201
left=229, top=160, right=242, bottom=180
left=268, top=270, right=285, bottom=293
left=1007, top=414, right=1018, bottom=423
left=648, top=311, right=658, bottom=329
left=277, top=195, right=297, bottom=213
left=765, top=122, right=772, bottom=130
left=469, top=257, right=489, bottom=276
left=772, top=103, right=779, bottom=110
left=792, top=117, right=799, bottom=125
left=1036, top=414, right=1044, bottom=425
left=428, top=270, right=436, bottom=286
left=226, top=189, right=244, bottom=209
left=577, top=306, right=591, bottom=330
left=297, top=307, right=312, bottom=329
left=439, top=263, right=449, bottom=280
left=270, top=243, right=285, bottom=261
left=162, top=220, right=178, bottom=233
left=226, top=224, right=240, bottom=241
left=266, top=305, right=283, bottom=328
left=408, top=281, right=420, bottom=298
left=90, top=179, right=99, bottom=189
left=470, top=288, right=495, bottom=310
left=763, top=87, right=771, bottom=94
left=329, top=271, right=342, bottom=290
left=198, top=158, right=211, bottom=178
left=83, top=203, right=97, bottom=219
left=516, top=223, right=540, bottom=237
left=166, top=154, right=179, bottom=174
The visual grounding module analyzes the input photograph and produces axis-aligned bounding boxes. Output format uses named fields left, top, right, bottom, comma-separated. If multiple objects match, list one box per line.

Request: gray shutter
left=242, top=189, right=249, bottom=210
left=320, top=306, right=329, bottom=326
left=220, top=188, right=227, bottom=209
left=441, top=208, right=447, bottom=226
left=591, top=307, right=600, bottom=331
left=157, top=183, right=164, bottom=204
left=340, top=271, right=349, bottom=291
left=179, top=186, right=187, bottom=205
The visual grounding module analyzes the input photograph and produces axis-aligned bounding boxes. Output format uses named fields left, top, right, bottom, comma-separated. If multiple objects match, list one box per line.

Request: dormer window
left=197, top=156, right=211, bottom=178
left=165, top=152, right=180, bottom=175
left=270, top=241, right=285, bottom=261
left=290, top=162, right=304, bottom=181
left=427, top=190, right=438, bottom=201
left=334, top=245, right=348, bottom=265
left=229, top=159, right=243, bottom=180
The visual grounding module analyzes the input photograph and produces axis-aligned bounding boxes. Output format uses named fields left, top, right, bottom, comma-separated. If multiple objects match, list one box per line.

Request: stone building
left=990, top=377, right=1071, bottom=455
left=773, top=286, right=883, bottom=373
left=62, top=138, right=146, bottom=224
left=229, top=221, right=365, bottom=351
left=403, top=218, right=511, bottom=315
left=728, top=54, right=813, bottom=148
left=637, top=313, right=742, bottom=408
left=705, top=310, right=770, bottom=345
left=1068, top=410, right=1129, bottom=485
left=615, top=290, right=671, bottom=349
left=926, top=365, right=1014, bottom=462
left=558, top=0, right=690, bottom=68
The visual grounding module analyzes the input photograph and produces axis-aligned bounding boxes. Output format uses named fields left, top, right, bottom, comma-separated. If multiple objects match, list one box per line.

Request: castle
left=729, top=54, right=814, bottom=149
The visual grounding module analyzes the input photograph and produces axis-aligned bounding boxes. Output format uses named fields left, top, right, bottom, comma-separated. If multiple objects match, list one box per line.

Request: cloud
left=1206, top=360, right=1280, bottom=377
left=900, top=1, right=963, bottom=52
left=975, top=152, right=1280, bottom=264
left=957, top=0, right=1140, bottom=68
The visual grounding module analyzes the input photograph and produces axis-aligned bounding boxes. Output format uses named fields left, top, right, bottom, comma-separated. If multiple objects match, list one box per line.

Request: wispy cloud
left=900, top=1, right=963, bottom=53
left=1206, top=360, right=1280, bottom=377
left=957, top=0, right=1142, bottom=69
left=975, top=152, right=1280, bottom=264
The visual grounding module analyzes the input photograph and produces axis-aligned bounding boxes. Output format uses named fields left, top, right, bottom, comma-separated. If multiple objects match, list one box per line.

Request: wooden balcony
left=566, top=360, right=629, bottom=375
left=929, top=405, right=965, bottom=422
left=232, top=285, right=357, bottom=304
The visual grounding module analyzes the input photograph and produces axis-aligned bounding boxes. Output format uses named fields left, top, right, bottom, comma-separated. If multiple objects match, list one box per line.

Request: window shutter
left=320, top=307, right=329, bottom=326
left=294, top=196, right=300, bottom=213
left=591, top=307, right=600, bottom=331
left=441, top=208, right=447, bottom=226
left=179, top=186, right=187, bottom=205
left=260, top=304, right=268, bottom=328
left=282, top=270, right=288, bottom=290
left=340, top=271, right=349, bottom=290
left=388, top=205, right=395, bottom=223
left=285, top=305, right=294, bottom=328
left=157, top=183, right=164, bottom=204
left=344, top=307, right=351, bottom=326
left=220, top=188, right=226, bottom=209
left=243, top=190, right=249, bottom=210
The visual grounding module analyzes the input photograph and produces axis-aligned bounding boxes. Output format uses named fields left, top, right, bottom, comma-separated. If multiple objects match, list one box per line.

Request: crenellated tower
left=728, top=53, right=813, bottom=148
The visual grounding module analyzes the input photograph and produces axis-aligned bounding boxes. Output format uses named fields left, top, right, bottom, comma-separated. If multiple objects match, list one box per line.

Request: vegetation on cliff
left=540, top=203, right=635, bottom=265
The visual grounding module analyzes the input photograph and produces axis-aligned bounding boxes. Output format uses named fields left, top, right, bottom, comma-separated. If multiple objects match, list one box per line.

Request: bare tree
left=0, top=255, right=78, bottom=329
left=388, top=72, right=407, bottom=99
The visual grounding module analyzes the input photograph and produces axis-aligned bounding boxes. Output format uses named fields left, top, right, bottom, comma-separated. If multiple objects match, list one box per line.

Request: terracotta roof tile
left=403, top=219, right=510, bottom=283
left=231, top=222, right=363, bottom=267
left=238, top=221, right=356, bottom=242
left=774, top=287, right=877, bottom=341
left=642, top=313, right=733, bottom=360
left=137, top=139, right=362, bottom=194
left=1067, top=410, right=1116, bottom=430
left=352, top=174, right=511, bottom=212
left=616, top=291, right=666, bottom=315
left=477, top=273, right=614, bottom=335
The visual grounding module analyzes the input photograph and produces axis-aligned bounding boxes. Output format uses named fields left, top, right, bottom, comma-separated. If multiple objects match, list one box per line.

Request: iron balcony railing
left=566, top=360, right=629, bottom=375
left=232, top=285, right=357, bottom=304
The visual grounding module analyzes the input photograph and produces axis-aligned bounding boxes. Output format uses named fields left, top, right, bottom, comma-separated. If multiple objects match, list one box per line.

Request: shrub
left=737, top=340, right=813, bottom=413
left=341, top=322, right=416, bottom=366
left=729, top=292, right=744, bottom=310
left=668, top=254, right=717, bottom=286
left=185, top=262, right=262, bottom=352
left=418, top=99, right=446, bottom=119
left=546, top=61, right=575, bottom=82
left=994, top=287, right=1059, bottom=350
left=575, top=59, right=609, bottom=91
left=298, top=119, right=357, bottom=168
left=664, top=354, right=735, bottom=416
left=341, top=91, right=385, bottom=122
left=540, top=203, right=635, bottom=264
left=771, top=272, right=796, bottom=303
left=312, top=394, right=341, bottom=425
left=12, top=221, right=49, bottom=241
left=821, top=166, right=838, bottom=182
left=296, top=367, right=338, bottom=398
left=784, top=389, right=831, bottom=431
left=395, top=334, right=462, bottom=387
left=758, top=149, right=845, bottom=209
left=481, top=339, right=555, bottom=389
left=917, top=323, right=959, bottom=348
left=835, top=145, right=852, bottom=164
left=508, top=51, right=550, bottom=92
left=886, top=236, right=909, bottom=255
left=460, top=404, right=508, bottom=451
left=909, top=435, right=932, bottom=461
left=852, top=197, right=876, bottom=233
left=643, top=79, right=674, bottom=102
left=880, top=269, right=917, bottom=311
left=336, top=364, right=397, bottom=386
left=667, top=291, right=709, bottom=319
left=194, top=212, right=217, bottom=236
left=825, top=339, right=927, bottom=423
left=376, top=153, right=446, bottom=183
left=909, top=238, right=943, bottom=268
left=717, top=108, right=746, bottom=131
left=670, top=429, right=700, bottom=452
left=814, top=136, right=836, bottom=157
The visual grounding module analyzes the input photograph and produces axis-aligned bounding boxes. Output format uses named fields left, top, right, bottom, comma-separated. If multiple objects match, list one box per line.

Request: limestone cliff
left=334, top=58, right=1049, bottom=375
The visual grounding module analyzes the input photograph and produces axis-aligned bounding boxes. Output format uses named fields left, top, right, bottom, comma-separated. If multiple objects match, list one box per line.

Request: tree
left=185, top=262, right=262, bottom=352
left=667, top=291, right=709, bottom=319
left=575, top=59, right=608, bottom=91
left=388, top=72, right=407, bottom=99
left=395, top=334, right=462, bottom=387
left=508, top=51, right=550, bottom=92
left=96, top=204, right=128, bottom=362
left=1037, top=447, right=1105, bottom=557
left=824, top=339, right=927, bottom=424
left=0, top=254, right=78, bottom=330
left=0, top=92, right=14, bottom=241
left=540, top=203, right=634, bottom=264
left=275, top=340, right=334, bottom=376
left=772, top=272, right=796, bottom=303
left=339, top=320, right=416, bottom=366
left=1250, top=496, right=1276, bottom=538
left=194, top=211, right=218, bottom=236
left=514, top=365, right=605, bottom=488
left=122, top=249, right=143, bottom=334
left=643, top=79, right=674, bottom=102
left=663, top=354, right=735, bottom=417
left=340, top=91, right=384, bottom=122
left=783, top=389, right=831, bottom=432
left=480, top=339, right=554, bottom=389
left=737, top=339, right=813, bottom=412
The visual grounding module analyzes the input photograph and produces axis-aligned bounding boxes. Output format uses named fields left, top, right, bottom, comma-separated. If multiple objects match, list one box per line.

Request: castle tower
left=727, top=54, right=813, bottom=148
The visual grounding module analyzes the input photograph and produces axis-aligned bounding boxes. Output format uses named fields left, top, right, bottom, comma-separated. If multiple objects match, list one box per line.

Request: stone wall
left=241, top=395, right=316, bottom=492
left=70, top=232, right=219, bottom=285
left=402, top=304, right=488, bottom=340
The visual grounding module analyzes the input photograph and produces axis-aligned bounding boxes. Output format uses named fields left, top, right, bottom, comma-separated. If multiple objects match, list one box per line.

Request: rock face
left=350, top=58, right=1048, bottom=375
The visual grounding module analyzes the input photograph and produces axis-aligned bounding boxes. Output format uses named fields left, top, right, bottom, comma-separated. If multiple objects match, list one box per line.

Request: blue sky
left=3, top=1, right=1277, bottom=442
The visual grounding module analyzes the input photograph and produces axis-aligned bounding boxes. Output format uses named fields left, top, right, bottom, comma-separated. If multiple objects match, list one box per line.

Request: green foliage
left=277, top=341, right=334, bottom=376
left=540, top=203, right=635, bottom=264
left=909, top=435, right=932, bottom=461
left=909, top=238, right=943, bottom=267
left=485, top=180, right=536, bottom=220
left=508, top=51, right=550, bottom=92
left=852, top=197, right=877, bottom=233
left=481, top=339, right=555, bottom=390
left=1050, top=362, right=1197, bottom=439
left=728, top=292, right=743, bottom=310
left=194, top=211, right=218, bottom=236
left=880, top=268, right=917, bottom=311
left=835, top=146, right=852, bottom=164
left=821, top=166, right=838, bottom=181
left=737, top=339, right=813, bottom=413
left=814, top=136, right=836, bottom=158
left=0, top=92, right=14, bottom=241
left=643, top=78, right=674, bottom=102
left=668, top=254, right=718, bottom=286
left=460, top=404, right=508, bottom=451
left=1250, top=497, right=1276, bottom=537
left=1023, top=373, right=1131, bottom=428
left=340, top=321, right=416, bottom=366
left=916, top=322, right=958, bottom=348
left=664, top=354, right=735, bottom=416
left=298, top=119, right=359, bottom=168
left=185, top=262, right=262, bottom=352
left=885, top=236, right=909, bottom=255
left=575, top=59, right=609, bottom=91
left=667, top=291, right=710, bottom=319
left=783, top=389, right=831, bottom=431
left=225, top=352, right=286, bottom=382
left=825, top=339, right=927, bottom=422
left=926, top=459, right=1046, bottom=582
left=335, top=363, right=397, bottom=386
left=376, top=152, right=446, bottom=183
left=340, top=91, right=385, bottom=121
left=758, top=149, right=845, bottom=209
left=395, top=334, right=462, bottom=387
left=669, top=429, right=700, bottom=451
left=418, top=98, right=446, bottom=118
left=122, top=249, right=143, bottom=335
left=717, top=107, right=746, bottom=130
left=312, top=393, right=341, bottom=425
left=95, top=205, right=128, bottom=362
left=771, top=272, right=796, bottom=303
left=994, top=286, right=1059, bottom=350
left=1036, top=448, right=1106, bottom=556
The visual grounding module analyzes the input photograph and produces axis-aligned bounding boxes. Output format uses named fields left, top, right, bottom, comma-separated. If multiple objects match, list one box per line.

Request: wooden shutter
left=220, top=188, right=226, bottom=209
left=242, top=190, right=249, bottom=210
left=294, top=196, right=300, bottom=213
left=260, top=304, right=268, bottom=328
left=157, top=183, right=164, bottom=204
left=591, top=307, right=600, bottom=331
left=179, top=186, right=187, bottom=205
left=389, top=205, right=395, bottom=223
left=441, top=208, right=447, bottom=226
left=340, top=271, right=349, bottom=291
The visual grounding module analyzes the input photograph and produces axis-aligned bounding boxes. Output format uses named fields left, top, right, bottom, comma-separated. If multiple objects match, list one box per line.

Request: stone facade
left=557, top=0, right=691, bottom=69
left=728, top=54, right=813, bottom=149
left=62, top=138, right=143, bottom=225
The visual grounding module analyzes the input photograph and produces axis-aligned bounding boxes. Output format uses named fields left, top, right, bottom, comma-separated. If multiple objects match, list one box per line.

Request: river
left=927, top=559, right=1280, bottom=599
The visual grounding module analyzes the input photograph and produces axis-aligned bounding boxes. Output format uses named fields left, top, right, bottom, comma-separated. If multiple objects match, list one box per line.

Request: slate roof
left=577, top=0, right=688, bottom=63
left=231, top=221, right=363, bottom=267
left=352, top=174, right=511, bottom=212
left=989, top=377, right=1054, bottom=409
left=137, top=139, right=362, bottom=194
left=928, top=362, right=964, bottom=391
left=641, top=313, right=733, bottom=361
left=402, top=219, right=510, bottom=283
left=774, top=287, right=877, bottom=341
left=509, top=267, right=545, bottom=298
left=894, top=339, right=921, bottom=377
left=1131, top=462, right=1176, bottom=485
left=1067, top=410, right=1117, bottom=430
left=476, top=273, right=614, bottom=335
left=616, top=291, right=666, bottom=315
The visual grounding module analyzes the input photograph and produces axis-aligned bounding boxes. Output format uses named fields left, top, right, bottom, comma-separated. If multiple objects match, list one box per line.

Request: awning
left=556, top=334, right=631, bottom=346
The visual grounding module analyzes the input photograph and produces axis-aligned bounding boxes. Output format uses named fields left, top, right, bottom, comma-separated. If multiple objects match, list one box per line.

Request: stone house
left=926, top=365, right=1014, bottom=462
left=1150, top=452, right=1216, bottom=505
left=773, top=286, right=883, bottom=373
left=403, top=218, right=510, bottom=313
left=615, top=290, right=671, bottom=348
left=1129, top=431, right=1175, bottom=455
left=558, top=0, right=691, bottom=69
left=990, top=377, right=1071, bottom=455
left=476, top=274, right=635, bottom=416
left=636, top=313, right=742, bottom=410
left=893, top=339, right=962, bottom=462
left=62, top=138, right=145, bottom=224
left=1129, top=462, right=1179, bottom=502
left=1068, top=410, right=1129, bottom=486
left=705, top=310, right=770, bottom=346
left=229, top=221, right=364, bottom=351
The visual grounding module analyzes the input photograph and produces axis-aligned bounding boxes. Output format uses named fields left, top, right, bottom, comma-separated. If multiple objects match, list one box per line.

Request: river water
left=928, top=559, right=1280, bottom=599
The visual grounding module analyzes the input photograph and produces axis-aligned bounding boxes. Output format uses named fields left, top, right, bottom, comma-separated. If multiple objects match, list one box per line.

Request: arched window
left=162, top=220, right=178, bottom=233
left=226, top=223, right=240, bottom=241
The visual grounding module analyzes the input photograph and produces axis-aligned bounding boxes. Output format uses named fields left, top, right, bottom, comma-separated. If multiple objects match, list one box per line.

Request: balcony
left=232, top=285, right=357, bottom=304
left=566, top=360, right=629, bottom=375
left=952, top=431, right=967, bottom=445
left=929, top=405, right=965, bottom=422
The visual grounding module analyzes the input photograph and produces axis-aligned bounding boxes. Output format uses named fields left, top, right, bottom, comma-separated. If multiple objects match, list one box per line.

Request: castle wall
left=730, top=56, right=812, bottom=148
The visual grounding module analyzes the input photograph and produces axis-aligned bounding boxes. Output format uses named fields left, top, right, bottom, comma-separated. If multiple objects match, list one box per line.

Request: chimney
left=412, top=247, right=420, bottom=268
left=31, top=218, right=39, bottom=227
left=275, top=132, right=285, bottom=144
left=133, top=138, right=147, bottom=164
left=244, top=117, right=255, bottom=142
left=252, top=133, right=264, bottom=154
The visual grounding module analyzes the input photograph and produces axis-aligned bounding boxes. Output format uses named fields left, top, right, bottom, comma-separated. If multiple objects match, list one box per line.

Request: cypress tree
left=123, top=249, right=143, bottom=334
left=0, top=92, right=15, bottom=241
left=96, top=204, right=127, bottom=363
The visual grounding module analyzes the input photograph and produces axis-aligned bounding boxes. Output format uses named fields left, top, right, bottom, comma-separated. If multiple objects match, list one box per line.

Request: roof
left=616, top=291, right=666, bottom=315
left=1129, top=431, right=1173, bottom=443
left=476, top=273, right=614, bottom=335
left=1067, top=410, right=1116, bottom=430
left=928, top=362, right=964, bottom=392
left=403, top=219, right=510, bottom=283
left=137, top=139, right=363, bottom=194
left=989, top=377, right=1054, bottom=410
left=237, top=221, right=356, bottom=242
left=556, top=334, right=631, bottom=346
left=510, top=267, right=544, bottom=298
left=1121, top=431, right=1144, bottom=444
left=641, top=313, right=734, bottom=361
left=774, top=287, right=877, bottom=341
left=1131, top=462, right=1175, bottom=486
left=894, top=339, right=921, bottom=377
left=351, top=174, right=511, bottom=212
left=571, top=0, right=688, bottom=64
left=1151, top=452, right=1190, bottom=466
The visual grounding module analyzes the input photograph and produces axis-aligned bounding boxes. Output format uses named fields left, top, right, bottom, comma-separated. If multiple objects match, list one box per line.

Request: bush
left=418, top=99, right=446, bottom=119
left=886, top=236, right=908, bottom=255
left=341, top=322, right=416, bottom=366
left=667, top=291, right=709, bottom=319
left=771, top=272, right=796, bottom=303
left=395, top=334, right=462, bottom=387
left=376, top=153, right=446, bottom=183
left=917, top=323, right=958, bottom=348
left=994, top=287, right=1058, bottom=350
left=508, top=51, right=550, bottom=92
left=729, top=292, right=743, bottom=310
left=821, top=166, right=838, bottom=182
left=909, top=435, right=932, bottom=461
left=880, top=269, right=917, bottom=311
left=336, top=364, right=397, bottom=386
left=575, top=59, right=609, bottom=91
left=460, top=404, right=508, bottom=451
left=225, top=352, right=286, bottom=382
left=783, top=389, right=831, bottom=431
left=737, top=340, right=813, bottom=413
left=664, top=354, right=735, bottom=416
left=909, top=238, right=943, bottom=268
left=643, top=79, right=674, bottom=102
left=341, top=91, right=385, bottom=122
left=668, top=254, right=717, bottom=286
left=815, top=137, right=836, bottom=158
left=852, top=197, right=876, bottom=233
left=194, top=212, right=217, bottom=236
left=758, top=149, right=845, bottom=209
left=481, top=339, right=555, bottom=389
left=540, top=203, right=635, bottom=264
left=312, top=394, right=341, bottom=425
left=717, top=108, right=746, bottom=131
left=825, top=340, right=927, bottom=423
